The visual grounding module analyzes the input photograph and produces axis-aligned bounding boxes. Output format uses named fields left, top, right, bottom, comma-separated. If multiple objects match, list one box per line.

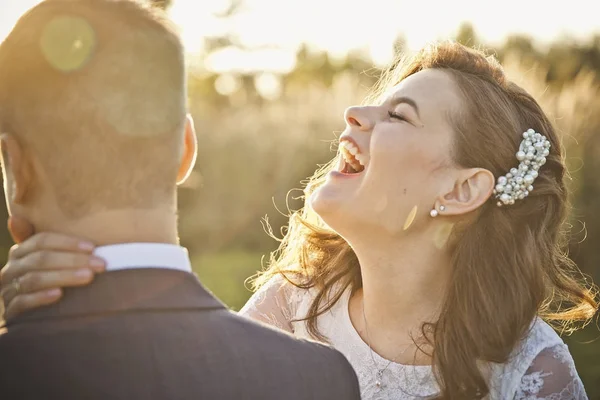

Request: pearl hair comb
left=493, top=129, right=551, bottom=207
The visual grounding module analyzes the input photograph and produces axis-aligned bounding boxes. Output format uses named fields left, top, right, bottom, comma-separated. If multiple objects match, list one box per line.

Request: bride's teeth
left=339, top=140, right=368, bottom=169
left=341, top=141, right=357, bottom=153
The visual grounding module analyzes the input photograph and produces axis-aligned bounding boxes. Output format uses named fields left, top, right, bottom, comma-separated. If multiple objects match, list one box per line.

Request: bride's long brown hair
left=253, top=42, right=598, bottom=399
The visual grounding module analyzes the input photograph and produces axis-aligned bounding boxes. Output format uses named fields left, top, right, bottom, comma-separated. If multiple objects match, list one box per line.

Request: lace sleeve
left=238, top=274, right=302, bottom=333
left=514, top=343, right=588, bottom=400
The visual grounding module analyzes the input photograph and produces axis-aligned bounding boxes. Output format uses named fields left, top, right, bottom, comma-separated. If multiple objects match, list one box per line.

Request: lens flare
left=433, top=221, right=454, bottom=249
left=403, top=205, right=418, bottom=231
left=40, top=16, right=95, bottom=72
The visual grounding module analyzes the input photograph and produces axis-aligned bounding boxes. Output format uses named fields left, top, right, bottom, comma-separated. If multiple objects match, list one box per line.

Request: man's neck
left=35, top=208, right=179, bottom=246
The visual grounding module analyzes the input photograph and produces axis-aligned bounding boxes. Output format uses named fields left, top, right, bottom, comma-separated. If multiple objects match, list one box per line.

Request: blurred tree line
left=0, top=0, right=599, bottom=395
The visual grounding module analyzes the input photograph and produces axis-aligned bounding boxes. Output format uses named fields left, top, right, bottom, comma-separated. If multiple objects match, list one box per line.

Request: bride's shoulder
left=515, top=318, right=565, bottom=362
left=531, top=318, right=570, bottom=349
left=528, top=318, right=564, bottom=342
left=239, top=269, right=315, bottom=332
left=251, top=269, right=314, bottom=306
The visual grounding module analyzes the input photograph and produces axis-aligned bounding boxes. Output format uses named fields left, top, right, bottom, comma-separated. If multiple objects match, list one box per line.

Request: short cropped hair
left=0, top=0, right=187, bottom=217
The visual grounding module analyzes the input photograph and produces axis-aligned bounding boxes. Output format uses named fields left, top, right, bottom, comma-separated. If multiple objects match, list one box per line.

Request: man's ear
left=436, top=168, right=495, bottom=216
left=0, top=134, right=32, bottom=206
left=7, top=215, right=35, bottom=244
left=176, top=114, right=198, bottom=185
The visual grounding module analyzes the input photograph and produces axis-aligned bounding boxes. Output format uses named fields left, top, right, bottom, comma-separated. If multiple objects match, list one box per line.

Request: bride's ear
left=437, top=168, right=494, bottom=215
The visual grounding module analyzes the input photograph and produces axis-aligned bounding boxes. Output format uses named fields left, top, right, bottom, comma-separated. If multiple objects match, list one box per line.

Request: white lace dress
left=239, top=276, right=588, bottom=400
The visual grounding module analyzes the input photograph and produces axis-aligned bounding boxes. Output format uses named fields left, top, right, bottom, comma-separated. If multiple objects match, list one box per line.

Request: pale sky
left=1, top=0, right=598, bottom=73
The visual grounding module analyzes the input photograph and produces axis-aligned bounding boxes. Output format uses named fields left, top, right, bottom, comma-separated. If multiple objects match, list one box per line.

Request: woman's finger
left=8, top=232, right=95, bottom=261
left=0, top=251, right=105, bottom=291
left=18, top=268, right=95, bottom=294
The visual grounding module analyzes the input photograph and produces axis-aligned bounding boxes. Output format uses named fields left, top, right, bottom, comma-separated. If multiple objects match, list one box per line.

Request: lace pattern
left=239, top=276, right=589, bottom=400
left=239, top=274, right=303, bottom=333
left=514, top=344, right=587, bottom=400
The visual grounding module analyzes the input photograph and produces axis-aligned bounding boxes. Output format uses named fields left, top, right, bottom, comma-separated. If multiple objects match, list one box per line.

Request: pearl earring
left=430, top=205, right=445, bottom=217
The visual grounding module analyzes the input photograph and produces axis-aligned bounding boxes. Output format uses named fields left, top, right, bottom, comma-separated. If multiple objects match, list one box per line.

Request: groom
left=0, top=1, right=360, bottom=399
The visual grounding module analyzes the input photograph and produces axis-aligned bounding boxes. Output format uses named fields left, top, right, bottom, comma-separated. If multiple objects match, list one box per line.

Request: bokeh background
left=1, top=0, right=600, bottom=397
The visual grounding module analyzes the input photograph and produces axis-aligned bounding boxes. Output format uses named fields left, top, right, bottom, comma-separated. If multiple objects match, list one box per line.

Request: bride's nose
left=344, top=106, right=374, bottom=131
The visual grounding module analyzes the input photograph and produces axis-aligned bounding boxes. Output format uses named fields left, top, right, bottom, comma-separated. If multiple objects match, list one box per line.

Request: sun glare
left=254, top=72, right=282, bottom=100
left=1, top=0, right=598, bottom=74
left=40, top=16, right=96, bottom=72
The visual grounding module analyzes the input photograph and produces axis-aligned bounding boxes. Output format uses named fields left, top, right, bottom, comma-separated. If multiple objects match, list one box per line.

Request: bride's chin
left=308, top=189, right=338, bottom=217
left=309, top=185, right=362, bottom=228
left=308, top=202, right=346, bottom=232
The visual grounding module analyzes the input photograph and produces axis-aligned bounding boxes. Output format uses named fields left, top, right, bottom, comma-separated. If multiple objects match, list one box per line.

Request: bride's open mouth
left=338, top=138, right=367, bottom=175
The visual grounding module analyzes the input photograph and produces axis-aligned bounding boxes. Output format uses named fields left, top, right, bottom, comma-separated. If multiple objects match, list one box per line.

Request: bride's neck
left=347, top=233, right=451, bottom=362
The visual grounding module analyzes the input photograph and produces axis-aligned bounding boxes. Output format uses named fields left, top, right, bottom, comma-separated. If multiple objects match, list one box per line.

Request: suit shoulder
left=218, top=310, right=360, bottom=395
left=0, top=324, right=18, bottom=346
left=220, top=309, right=328, bottom=352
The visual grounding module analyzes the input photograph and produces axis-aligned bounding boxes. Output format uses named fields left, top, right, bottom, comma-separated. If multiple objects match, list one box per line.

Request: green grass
left=564, top=325, right=600, bottom=398
left=191, top=250, right=266, bottom=311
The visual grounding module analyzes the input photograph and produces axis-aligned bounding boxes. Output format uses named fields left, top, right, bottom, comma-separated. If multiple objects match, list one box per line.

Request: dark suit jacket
left=0, top=268, right=361, bottom=400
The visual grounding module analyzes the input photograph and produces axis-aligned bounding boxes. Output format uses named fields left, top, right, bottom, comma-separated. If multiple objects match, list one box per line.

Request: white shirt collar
left=93, top=243, right=192, bottom=273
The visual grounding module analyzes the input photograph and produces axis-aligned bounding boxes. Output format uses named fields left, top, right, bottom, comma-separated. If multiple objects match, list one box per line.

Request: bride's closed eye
left=388, top=110, right=409, bottom=122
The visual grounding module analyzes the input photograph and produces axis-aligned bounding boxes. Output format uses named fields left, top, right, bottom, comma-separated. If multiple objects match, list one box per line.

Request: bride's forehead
left=384, top=70, right=456, bottom=100
left=377, top=72, right=461, bottom=120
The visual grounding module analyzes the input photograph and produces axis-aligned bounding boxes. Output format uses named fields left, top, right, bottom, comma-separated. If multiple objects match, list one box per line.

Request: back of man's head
left=0, top=0, right=187, bottom=218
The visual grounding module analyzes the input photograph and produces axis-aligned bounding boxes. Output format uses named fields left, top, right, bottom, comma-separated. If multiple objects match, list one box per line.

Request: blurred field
left=192, top=250, right=263, bottom=311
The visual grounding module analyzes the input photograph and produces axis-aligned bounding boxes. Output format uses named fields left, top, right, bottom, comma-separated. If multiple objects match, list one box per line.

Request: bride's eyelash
left=388, top=111, right=408, bottom=121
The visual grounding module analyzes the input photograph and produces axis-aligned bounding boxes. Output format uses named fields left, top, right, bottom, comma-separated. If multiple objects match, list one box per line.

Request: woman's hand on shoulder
left=0, top=216, right=105, bottom=320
